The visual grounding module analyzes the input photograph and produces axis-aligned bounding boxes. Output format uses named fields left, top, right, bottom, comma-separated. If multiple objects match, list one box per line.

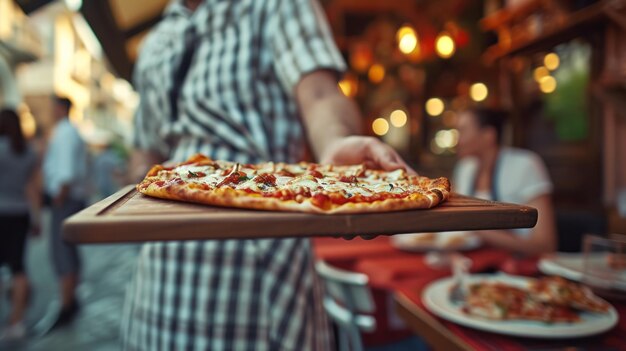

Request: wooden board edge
left=63, top=206, right=538, bottom=244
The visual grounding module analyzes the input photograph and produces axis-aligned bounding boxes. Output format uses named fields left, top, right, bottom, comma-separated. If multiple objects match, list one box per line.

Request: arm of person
left=296, top=70, right=414, bottom=172
left=474, top=193, right=557, bottom=256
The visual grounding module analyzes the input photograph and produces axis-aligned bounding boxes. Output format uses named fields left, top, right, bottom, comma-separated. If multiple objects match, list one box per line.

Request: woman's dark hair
left=466, top=107, right=508, bottom=144
left=0, top=109, right=26, bottom=154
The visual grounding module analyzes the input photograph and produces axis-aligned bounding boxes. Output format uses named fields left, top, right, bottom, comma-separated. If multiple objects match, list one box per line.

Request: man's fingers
left=368, top=142, right=416, bottom=174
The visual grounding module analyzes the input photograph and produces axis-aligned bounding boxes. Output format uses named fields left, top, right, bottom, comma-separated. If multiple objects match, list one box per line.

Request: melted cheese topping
left=165, top=161, right=428, bottom=201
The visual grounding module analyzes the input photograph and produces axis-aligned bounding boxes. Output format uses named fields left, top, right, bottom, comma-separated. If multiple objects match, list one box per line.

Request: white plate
left=391, top=231, right=481, bottom=252
left=422, top=274, right=619, bottom=339
left=539, top=253, right=626, bottom=291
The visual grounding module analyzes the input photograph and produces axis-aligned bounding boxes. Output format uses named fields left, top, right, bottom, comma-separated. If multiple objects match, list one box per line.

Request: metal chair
left=315, top=261, right=376, bottom=351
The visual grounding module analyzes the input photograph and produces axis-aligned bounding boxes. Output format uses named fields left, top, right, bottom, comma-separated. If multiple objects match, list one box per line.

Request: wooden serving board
left=63, top=185, right=538, bottom=244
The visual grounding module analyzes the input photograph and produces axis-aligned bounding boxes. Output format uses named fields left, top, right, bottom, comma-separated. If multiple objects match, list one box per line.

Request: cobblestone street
left=1, top=210, right=140, bottom=351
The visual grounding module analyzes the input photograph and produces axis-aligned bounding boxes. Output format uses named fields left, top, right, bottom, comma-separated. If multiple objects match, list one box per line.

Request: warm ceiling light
left=469, top=82, right=489, bottom=102
left=390, top=109, right=408, bottom=127
left=425, top=98, right=445, bottom=117
left=435, top=130, right=453, bottom=149
left=368, top=64, right=385, bottom=84
left=539, top=76, right=557, bottom=94
left=396, top=25, right=415, bottom=42
left=544, top=53, right=560, bottom=71
left=372, top=118, right=389, bottom=136
left=533, top=66, right=550, bottom=82
left=397, top=26, right=419, bottom=55
left=434, top=129, right=459, bottom=149
left=435, top=32, right=456, bottom=59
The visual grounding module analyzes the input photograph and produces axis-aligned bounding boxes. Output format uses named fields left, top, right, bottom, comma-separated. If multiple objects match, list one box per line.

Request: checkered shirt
left=122, top=0, right=346, bottom=350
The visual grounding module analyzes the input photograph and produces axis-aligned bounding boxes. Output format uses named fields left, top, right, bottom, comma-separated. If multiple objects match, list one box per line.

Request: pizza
left=461, top=276, right=610, bottom=323
left=529, top=276, right=610, bottom=313
left=463, top=281, right=580, bottom=323
left=137, top=153, right=450, bottom=214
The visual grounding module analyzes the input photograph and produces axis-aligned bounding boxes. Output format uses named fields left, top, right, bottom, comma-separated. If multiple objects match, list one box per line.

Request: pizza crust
left=139, top=180, right=443, bottom=214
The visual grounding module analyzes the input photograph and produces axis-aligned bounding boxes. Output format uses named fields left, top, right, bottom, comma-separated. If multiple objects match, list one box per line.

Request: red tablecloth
left=395, top=276, right=626, bottom=351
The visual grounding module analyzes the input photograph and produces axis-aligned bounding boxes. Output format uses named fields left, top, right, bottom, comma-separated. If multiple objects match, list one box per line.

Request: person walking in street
left=0, top=109, right=40, bottom=340
left=43, top=97, right=88, bottom=328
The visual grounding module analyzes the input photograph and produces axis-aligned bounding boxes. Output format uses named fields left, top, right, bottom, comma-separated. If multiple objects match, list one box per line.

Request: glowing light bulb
left=539, top=76, right=557, bottom=93
left=390, top=109, right=408, bottom=127
left=435, top=32, right=456, bottom=59
left=544, top=53, right=560, bottom=71
left=469, top=83, right=489, bottom=102
left=368, top=64, right=385, bottom=84
left=372, top=118, right=389, bottom=136
left=533, top=66, right=550, bottom=82
left=425, top=98, right=445, bottom=117
left=397, top=26, right=419, bottom=55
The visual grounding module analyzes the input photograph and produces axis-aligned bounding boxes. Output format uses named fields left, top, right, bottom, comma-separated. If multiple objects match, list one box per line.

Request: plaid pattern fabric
left=123, top=0, right=345, bottom=350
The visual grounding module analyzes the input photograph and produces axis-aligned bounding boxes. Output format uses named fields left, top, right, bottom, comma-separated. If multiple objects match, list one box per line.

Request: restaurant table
left=312, top=236, right=514, bottom=347
left=312, top=237, right=626, bottom=350
left=394, top=276, right=626, bottom=351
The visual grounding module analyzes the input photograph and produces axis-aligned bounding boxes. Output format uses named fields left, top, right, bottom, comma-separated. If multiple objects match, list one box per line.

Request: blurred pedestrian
left=42, top=96, right=87, bottom=328
left=454, top=107, right=557, bottom=255
left=93, top=143, right=125, bottom=199
left=123, top=0, right=413, bottom=349
left=0, top=109, right=40, bottom=340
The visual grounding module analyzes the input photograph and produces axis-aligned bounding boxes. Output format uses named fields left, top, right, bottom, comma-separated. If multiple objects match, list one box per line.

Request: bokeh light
left=435, top=32, right=456, bottom=59
left=425, top=98, right=445, bottom=117
left=469, top=82, right=488, bottom=102
left=539, top=75, right=557, bottom=93
left=397, top=26, right=419, bottom=55
left=372, top=118, right=389, bottom=136
left=544, top=53, right=560, bottom=71
left=533, top=66, right=550, bottom=82
left=368, top=64, right=385, bottom=84
left=390, top=109, right=408, bottom=127
left=434, top=129, right=459, bottom=149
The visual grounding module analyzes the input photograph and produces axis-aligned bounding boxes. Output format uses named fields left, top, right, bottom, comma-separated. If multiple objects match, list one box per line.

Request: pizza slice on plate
left=463, top=281, right=580, bottom=323
left=529, top=276, right=610, bottom=313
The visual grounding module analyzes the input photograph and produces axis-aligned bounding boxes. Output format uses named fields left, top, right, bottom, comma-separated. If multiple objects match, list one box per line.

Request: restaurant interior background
left=3, top=0, right=625, bottom=248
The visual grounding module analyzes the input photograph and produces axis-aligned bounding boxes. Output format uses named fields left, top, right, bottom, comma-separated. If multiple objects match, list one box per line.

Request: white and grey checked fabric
left=123, top=0, right=346, bottom=350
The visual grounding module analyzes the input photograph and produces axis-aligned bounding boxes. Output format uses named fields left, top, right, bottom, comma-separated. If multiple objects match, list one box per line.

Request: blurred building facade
left=0, top=0, right=137, bottom=148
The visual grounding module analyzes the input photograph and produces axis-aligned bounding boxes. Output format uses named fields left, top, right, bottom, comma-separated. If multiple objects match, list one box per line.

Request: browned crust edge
left=137, top=181, right=449, bottom=215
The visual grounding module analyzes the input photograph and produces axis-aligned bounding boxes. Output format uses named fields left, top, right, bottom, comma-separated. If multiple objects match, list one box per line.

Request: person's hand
left=321, top=136, right=415, bottom=241
left=320, top=136, right=416, bottom=174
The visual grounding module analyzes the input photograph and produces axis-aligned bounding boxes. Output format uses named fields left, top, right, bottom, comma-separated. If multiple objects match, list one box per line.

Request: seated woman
left=453, top=107, right=557, bottom=255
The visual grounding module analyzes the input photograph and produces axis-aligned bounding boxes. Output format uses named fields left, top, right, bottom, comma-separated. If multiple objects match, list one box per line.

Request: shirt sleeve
left=131, top=30, right=170, bottom=157
left=54, top=126, right=84, bottom=185
left=516, top=153, right=553, bottom=204
left=270, top=0, right=347, bottom=94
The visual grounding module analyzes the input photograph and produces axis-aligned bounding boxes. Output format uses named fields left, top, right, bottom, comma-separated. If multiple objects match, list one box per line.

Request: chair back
left=315, top=261, right=376, bottom=351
